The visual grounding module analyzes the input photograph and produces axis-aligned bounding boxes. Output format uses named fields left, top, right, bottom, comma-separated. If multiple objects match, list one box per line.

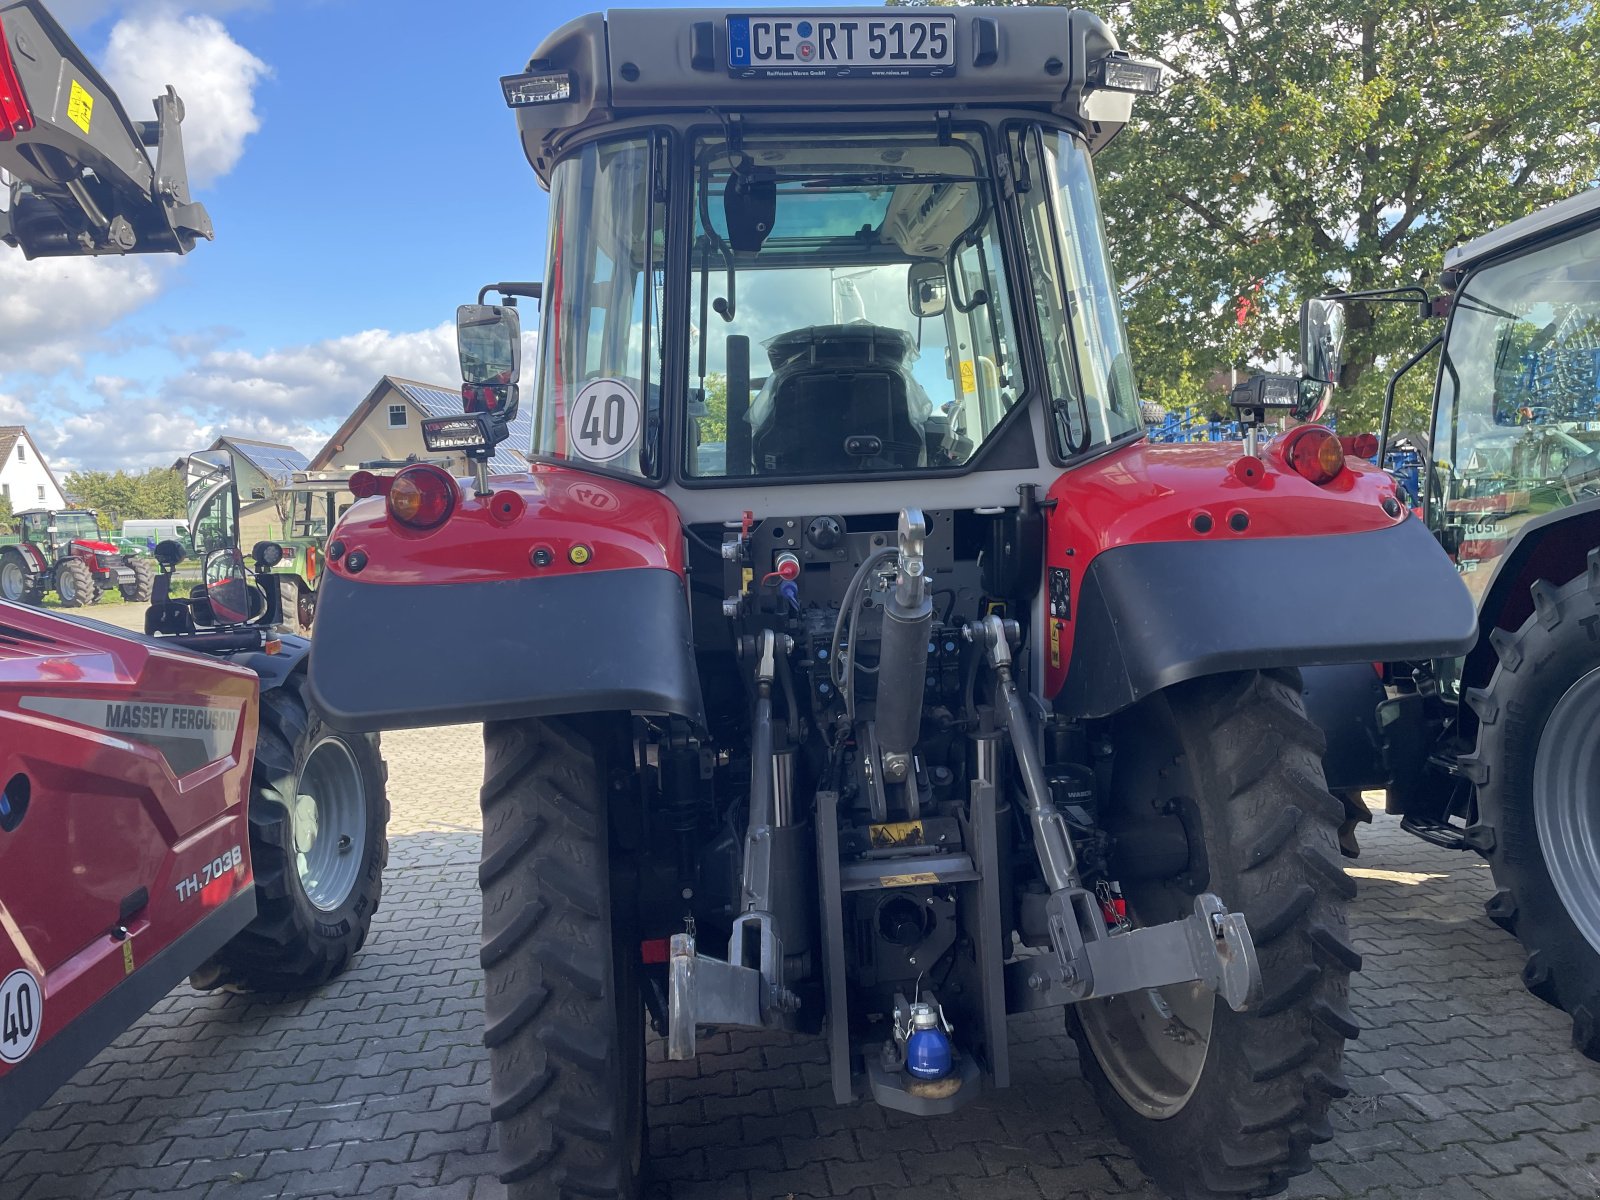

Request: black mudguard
left=1057, top=518, right=1476, bottom=718
left=230, top=633, right=309, bottom=695
left=307, top=567, right=704, bottom=732
left=1300, top=663, right=1387, bottom=792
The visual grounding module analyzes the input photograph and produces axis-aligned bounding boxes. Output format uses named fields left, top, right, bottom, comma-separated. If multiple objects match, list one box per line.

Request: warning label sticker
left=67, top=81, right=93, bottom=133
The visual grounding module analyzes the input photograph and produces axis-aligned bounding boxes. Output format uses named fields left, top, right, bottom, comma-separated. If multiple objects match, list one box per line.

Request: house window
left=36, top=486, right=45, bottom=501
left=251, top=487, right=267, bottom=500
left=15, top=443, right=23, bottom=461
left=388, top=404, right=407, bottom=428
left=1, top=483, right=8, bottom=501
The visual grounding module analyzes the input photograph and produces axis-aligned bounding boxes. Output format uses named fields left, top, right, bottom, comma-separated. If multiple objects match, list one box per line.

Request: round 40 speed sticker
left=568, top=378, right=642, bottom=464
left=0, top=968, right=42, bottom=1064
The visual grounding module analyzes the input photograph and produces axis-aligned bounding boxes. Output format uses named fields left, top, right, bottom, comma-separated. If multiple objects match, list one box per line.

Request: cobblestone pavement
left=5, top=668, right=1600, bottom=1198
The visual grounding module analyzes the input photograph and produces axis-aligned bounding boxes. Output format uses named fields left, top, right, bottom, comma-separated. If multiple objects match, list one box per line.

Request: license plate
left=726, top=14, right=955, bottom=79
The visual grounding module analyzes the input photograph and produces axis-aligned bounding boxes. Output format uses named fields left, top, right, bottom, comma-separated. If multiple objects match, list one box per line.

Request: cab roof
left=510, top=7, right=1148, bottom=182
left=1444, top=187, right=1600, bottom=275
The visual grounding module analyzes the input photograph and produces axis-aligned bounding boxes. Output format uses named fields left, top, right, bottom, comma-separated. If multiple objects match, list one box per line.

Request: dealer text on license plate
left=726, top=15, right=955, bottom=79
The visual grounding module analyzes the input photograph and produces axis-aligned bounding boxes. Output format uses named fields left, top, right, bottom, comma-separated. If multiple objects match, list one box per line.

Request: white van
left=120, top=519, right=187, bottom=546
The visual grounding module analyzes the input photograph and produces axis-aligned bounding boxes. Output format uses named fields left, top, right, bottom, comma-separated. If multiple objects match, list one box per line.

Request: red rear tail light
left=349, top=470, right=392, bottom=498
left=387, top=464, right=457, bottom=530
left=1283, top=426, right=1346, bottom=485
left=0, top=14, right=36, bottom=142
left=1339, top=433, right=1379, bottom=459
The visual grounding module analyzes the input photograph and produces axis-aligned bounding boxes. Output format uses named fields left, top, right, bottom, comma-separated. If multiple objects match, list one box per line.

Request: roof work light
left=501, top=69, right=575, bottom=108
left=1091, top=52, right=1162, bottom=96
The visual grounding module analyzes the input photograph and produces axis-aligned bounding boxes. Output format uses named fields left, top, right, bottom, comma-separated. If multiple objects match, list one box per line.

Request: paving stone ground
left=4, top=626, right=1599, bottom=1200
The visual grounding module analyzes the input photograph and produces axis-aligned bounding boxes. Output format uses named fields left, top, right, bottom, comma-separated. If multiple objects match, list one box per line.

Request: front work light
left=1091, top=52, right=1162, bottom=96
left=387, top=464, right=457, bottom=530
left=501, top=70, right=574, bottom=108
left=422, top=413, right=493, bottom=453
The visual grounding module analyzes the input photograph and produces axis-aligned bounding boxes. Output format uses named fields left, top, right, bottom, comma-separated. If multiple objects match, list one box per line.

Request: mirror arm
left=478, top=281, right=542, bottom=305
left=1379, top=332, right=1443, bottom=465
left=1327, top=285, right=1435, bottom=320
left=252, top=563, right=284, bottom=629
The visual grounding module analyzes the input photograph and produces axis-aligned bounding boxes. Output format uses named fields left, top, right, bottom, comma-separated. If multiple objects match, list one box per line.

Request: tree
left=698, top=373, right=729, bottom=445
left=62, top=468, right=187, bottom=526
left=0, top=491, right=12, bottom=535
left=921, top=0, right=1600, bottom=430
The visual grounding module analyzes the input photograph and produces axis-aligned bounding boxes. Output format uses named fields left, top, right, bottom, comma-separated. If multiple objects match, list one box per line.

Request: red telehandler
left=0, top=0, right=387, bottom=1141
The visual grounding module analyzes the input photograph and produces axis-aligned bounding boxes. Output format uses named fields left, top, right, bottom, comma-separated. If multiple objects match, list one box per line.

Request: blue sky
left=0, top=0, right=798, bottom=472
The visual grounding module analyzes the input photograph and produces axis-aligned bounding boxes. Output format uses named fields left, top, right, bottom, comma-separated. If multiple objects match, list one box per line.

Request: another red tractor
left=0, top=509, right=155, bottom=607
left=308, top=8, right=1477, bottom=1198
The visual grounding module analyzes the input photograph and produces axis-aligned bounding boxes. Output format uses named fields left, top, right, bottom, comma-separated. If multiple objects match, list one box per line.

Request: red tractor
left=0, top=508, right=155, bottom=607
left=309, top=9, right=1476, bottom=1198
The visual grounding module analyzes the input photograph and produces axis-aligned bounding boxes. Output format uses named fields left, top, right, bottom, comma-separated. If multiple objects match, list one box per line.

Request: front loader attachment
left=0, top=0, right=212, bottom=257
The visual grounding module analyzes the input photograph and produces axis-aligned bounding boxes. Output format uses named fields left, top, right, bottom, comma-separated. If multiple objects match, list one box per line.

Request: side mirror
left=203, top=548, right=260, bottom=625
left=153, top=540, right=186, bottom=571
left=908, top=262, right=948, bottom=319
left=1300, top=297, right=1346, bottom=388
left=457, top=303, right=522, bottom=424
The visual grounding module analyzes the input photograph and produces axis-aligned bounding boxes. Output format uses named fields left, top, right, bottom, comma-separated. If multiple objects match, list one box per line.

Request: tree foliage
left=929, top=0, right=1600, bottom=431
left=61, top=468, right=187, bottom=526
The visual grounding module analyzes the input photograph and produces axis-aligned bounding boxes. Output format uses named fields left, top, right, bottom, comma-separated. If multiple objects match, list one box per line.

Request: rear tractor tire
left=190, top=670, right=388, bottom=991
left=1071, top=669, right=1359, bottom=1200
left=53, top=559, right=94, bottom=608
left=120, top=558, right=155, bottom=603
left=1467, top=554, right=1600, bottom=1059
left=0, top=549, right=38, bottom=605
left=479, top=716, right=645, bottom=1200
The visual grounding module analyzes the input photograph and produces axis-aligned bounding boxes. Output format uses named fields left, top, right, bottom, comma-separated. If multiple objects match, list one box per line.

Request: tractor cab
left=474, top=9, right=1154, bottom=506
left=143, top=450, right=308, bottom=640
left=16, top=508, right=107, bottom=557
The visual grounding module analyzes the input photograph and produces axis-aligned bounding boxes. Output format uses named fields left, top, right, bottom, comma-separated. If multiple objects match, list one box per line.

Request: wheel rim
left=0, top=561, right=23, bottom=601
left=291, top=736, right=367, bottom=912
left=57, top=570, right=76, bottom=603
left=1076, top=901, right=1216, bottom=1119
left=1534, top=665, right=1600, bottom=955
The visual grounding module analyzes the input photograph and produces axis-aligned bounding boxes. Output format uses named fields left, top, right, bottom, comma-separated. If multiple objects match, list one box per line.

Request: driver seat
left=751, top=325, right=925, bottom=474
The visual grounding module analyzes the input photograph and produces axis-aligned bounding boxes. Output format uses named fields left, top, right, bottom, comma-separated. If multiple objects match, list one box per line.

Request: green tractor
left=0, top=509, right=154, bottom=606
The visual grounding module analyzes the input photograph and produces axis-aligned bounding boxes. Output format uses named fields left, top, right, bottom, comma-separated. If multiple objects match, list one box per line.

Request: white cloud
left=0, top=254, right=165, bottom=372
left=16, top=322, right=463, bottom=473
left=170, top=322, right=461, bottom=424
left=102, top=12, right=270, bottom=187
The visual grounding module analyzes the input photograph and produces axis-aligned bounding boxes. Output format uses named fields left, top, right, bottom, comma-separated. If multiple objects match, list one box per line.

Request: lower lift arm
left=965, top=615, right=1262, bottom=1013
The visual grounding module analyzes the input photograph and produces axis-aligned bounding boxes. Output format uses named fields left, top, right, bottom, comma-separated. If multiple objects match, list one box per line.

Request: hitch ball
left=905, top=1003, right=953, bottom=1081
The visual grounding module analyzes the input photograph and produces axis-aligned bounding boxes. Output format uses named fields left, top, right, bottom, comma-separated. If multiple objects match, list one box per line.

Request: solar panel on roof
left=223, top=439, right=311, bottom=486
